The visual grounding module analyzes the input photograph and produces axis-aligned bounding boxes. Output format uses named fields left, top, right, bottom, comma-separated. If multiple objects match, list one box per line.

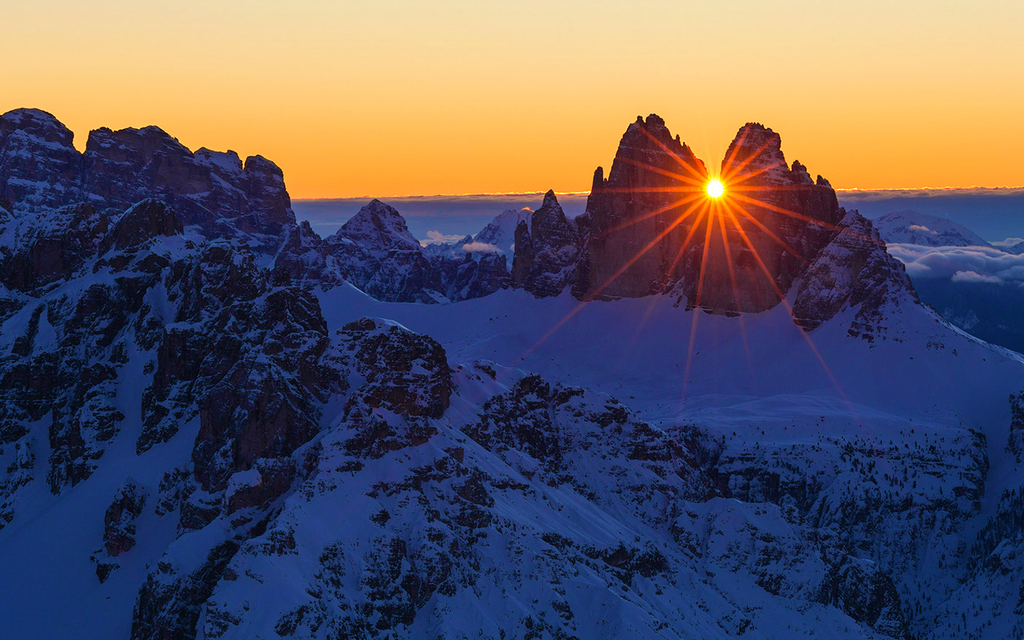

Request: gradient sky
left=3, top=0, right=1022, bottom=197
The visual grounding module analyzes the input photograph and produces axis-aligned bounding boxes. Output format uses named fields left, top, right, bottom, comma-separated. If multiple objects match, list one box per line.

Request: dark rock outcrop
left=131, top=541, right=240, bottom=640
left=510, top=191, right=579, bottom=297
left=338, top=317, right=452, bottom=419
left=99, top=199, right=183, bottom=254
left=134, top=244, right=341, bottom=491
left=1008, top=391, right=1024, bottom=461
left=445, top=252, right=510, bottom=300
left=817, top=561, right=913, bottom=640
left=0, top=202, right=111, bottom=292
left=103, top=477, right=147, bottom=557
left=572, top=114, right=709, bottom=301
left=510, top=220, right=533, bottom=287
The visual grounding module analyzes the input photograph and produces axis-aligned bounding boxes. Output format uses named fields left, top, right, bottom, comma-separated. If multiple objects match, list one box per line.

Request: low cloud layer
left=461, top=241, right=501, bottom=253
left=950, top=270, right=1004, bottom=284
left=422, top=230, right=466, bottom=246
left=889, top=243, right=1024, bottom=285
left=992, top=237, right=1024, bottom=249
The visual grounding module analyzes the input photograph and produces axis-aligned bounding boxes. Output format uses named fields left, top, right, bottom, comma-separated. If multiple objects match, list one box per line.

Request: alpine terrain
left=0, top=108, right=1022, bottom=640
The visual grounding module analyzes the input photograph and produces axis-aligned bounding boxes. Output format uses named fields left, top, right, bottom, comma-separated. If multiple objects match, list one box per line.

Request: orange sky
left=3, top=1, right=1022, bottom=198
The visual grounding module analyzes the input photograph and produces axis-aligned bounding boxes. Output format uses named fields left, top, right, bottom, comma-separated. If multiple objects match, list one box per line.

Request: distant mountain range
left=1, top=108, right=1023, bottom=640
left=292, top=190, right=1024, bottom=251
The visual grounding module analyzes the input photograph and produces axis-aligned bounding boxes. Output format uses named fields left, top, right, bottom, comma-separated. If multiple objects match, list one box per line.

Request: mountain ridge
left=0, top=108, right=1021, bottom=640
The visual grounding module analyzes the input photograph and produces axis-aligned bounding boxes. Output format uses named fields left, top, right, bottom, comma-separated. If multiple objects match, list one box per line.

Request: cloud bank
left=888, top=243, right=1024, bottom=285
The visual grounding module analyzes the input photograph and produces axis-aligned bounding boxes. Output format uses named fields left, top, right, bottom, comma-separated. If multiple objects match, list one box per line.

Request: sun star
left=706, top=179, right=725, bottom=199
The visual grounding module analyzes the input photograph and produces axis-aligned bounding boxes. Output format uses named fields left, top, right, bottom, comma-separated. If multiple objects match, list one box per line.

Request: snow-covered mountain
left=1002, top=239, right=1024, bottom=255
left=472, top=207, right=533, bottom=254
left=874, top=211, right=990, bottom=247
left=1, top=108, right=1023, bottom=640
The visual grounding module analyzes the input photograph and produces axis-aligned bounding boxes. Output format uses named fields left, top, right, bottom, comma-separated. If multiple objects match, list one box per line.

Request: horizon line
left=293, top=185, right=1024, bottom=202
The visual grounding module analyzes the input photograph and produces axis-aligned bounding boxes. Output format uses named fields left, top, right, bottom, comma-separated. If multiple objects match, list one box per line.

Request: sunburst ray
left=635, top=125, right=709, bottom=183
left=730, top=192, right=881, bottom=245
left=592, top=192, right=705, bottom=239
left=617, top=157, right=707, bottom=189
left=517, top=198, right=706, bottom=362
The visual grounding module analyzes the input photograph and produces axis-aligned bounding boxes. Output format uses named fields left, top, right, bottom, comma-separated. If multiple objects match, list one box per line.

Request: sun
left=706, top=179, right=725, bottom=199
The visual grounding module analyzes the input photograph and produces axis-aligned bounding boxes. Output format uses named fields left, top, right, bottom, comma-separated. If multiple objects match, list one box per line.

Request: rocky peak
left=509, top=191, right=579, bottom=297
left=568, top=114, right=709, bottom=300
left=81, top=125, right=217, bottom=221
left=599, top=114, right=707, bottom=195
left=531, top=191, right=573, bottom=247
left=719, top=122, right=790, bottom=186
left=321, top=199, right=512, bottom=304
left=84, top=125, right=192, bottom=169
left=790, top=160, right=814, bottom=185
left=240, top=154, right=292, bottom=234
left=0, top=108, right=75, bottom=148
left=0, top=108, right=81, bottom=212
left=330, top=199, right=420, bottom=254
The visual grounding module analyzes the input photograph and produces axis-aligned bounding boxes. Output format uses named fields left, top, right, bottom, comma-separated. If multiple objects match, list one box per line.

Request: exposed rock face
left=439, top=252, right=510, bottom=303
left=1008, top=391, right=1024, bottom=460
left=272, top=219, right=342, bottom=288
left=0, top=108, right=295, bottom=238
left=139, top=244, right=341, bottom=492
left=510, top=190, right=579, bottom=297
left=0, top=109, right=81, bottom=212
left=817, top=561, right=913, bottom=640
left=103, top=477, right=147, bottom=557
left=792, top=209, right=917, bottom=335
left=689, top=123, right=843, bottom=313
left=572, top=114, right=709, bottom=300
left=0, top=202, right=111, bottom=292
left=326, top=199, right=446, bottom=303
left=98, top=199, right=183, bottom=253
left=510, top=219, right=533, bottom=286
left=338, top=318, right=452, bottom=419
left=329, top=199, right=421, bottom=254
left=132, top=541, right=240, bottom=640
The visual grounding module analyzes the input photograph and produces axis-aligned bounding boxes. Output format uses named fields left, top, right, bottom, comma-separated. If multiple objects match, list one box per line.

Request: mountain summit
left=506, top=115, right=915, bottom=335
